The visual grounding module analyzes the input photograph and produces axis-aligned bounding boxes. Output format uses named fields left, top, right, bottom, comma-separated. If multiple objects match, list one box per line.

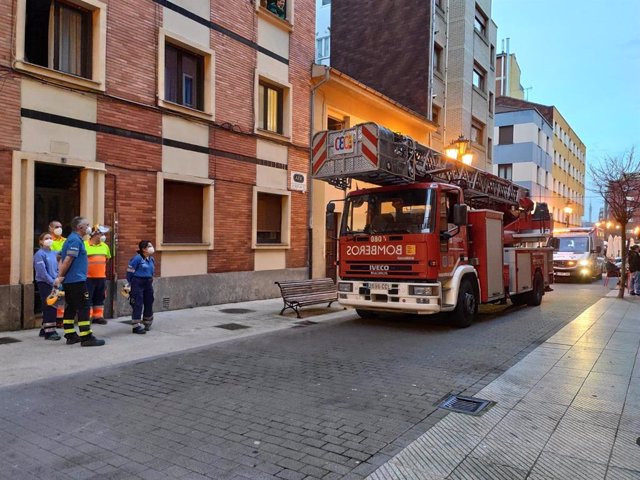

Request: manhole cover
left=215, top=323, right=250, bottom=330
left=219, top=308, right=254, bottom=314
left=292, top=320, right=318, bottom=327
left=0, top=337, right=21, bottom=345
left=437, top=394, right=493, bottom=416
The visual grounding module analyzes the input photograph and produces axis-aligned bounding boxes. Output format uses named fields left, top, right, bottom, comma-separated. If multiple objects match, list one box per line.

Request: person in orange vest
left=84, top=225, right=111, bottom=325
left=48, top=220, right=66, bottom=328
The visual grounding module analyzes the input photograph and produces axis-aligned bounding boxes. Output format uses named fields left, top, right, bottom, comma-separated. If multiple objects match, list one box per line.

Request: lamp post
left=563, top=204, right=573, bottom=227
left=445, top=135, right=473, bottom=165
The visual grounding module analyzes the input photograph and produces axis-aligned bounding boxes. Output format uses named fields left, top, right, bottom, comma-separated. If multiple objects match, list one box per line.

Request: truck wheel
left=527, top=271, right=544, bottom=306
left=356, top=309, right=378, bottom=319
left=452, top=278, right=477, bottom=328
left=510, top=294, right=527, bottom=306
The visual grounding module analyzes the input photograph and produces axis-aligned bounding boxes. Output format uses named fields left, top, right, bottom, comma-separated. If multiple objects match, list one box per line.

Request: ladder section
left=312, top=122, right=528, bottom=209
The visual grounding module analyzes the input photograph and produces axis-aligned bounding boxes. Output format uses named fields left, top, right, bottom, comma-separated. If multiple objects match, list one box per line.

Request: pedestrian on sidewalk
left=33, top=232, right=61, bottom=341
left=125, top=240, right=156, bottom=334
left=85, top=225, right=111, bottom=325
left=54, top=217, right=106, bottom=347
left=629, top=245, right=640, bottom=295
left=48, top=219, right=66, bottom=327
left=603, top=256, right=620, bottom=288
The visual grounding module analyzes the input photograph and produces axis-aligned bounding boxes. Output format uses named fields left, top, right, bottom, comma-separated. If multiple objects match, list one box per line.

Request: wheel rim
left=464, top=291, right=476, bottom=314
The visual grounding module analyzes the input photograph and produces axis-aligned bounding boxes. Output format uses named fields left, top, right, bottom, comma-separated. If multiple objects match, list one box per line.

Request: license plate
left=555, top=272, right=570, bottom=277
left=369, top=283, right=390, bottom=291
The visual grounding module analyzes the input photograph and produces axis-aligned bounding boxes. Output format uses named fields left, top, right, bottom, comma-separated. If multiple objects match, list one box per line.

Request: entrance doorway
left=33, top=163, right=81, bottom=313
left=325, top=212, right=340, bottom=282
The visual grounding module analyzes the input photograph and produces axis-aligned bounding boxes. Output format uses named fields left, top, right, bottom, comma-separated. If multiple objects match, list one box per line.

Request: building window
left=498, top=125, right=513, bottom=145
left=490, top=45, right=495, bottom=68
left=434, top=43, right=443, bottom=74
left=165, top=43, right=204, bottom=111
left=253, top=188, right=291, bottom=247
left=23, top=0, right=101, bottom=80
left=322, top=0, right=330, bottom=5
left=258, top=80, right=284, bottom=134
left=163, top=181, right=204, bottom=243
left=489, top=92, right=494, bottom=114
left=327, top=116, right=344, bottom=131
left=432, top=105, right=441, bottom=128
left=316, top=35, right=330, bottom=64
left=472, top=64, right=486, bottom=91
left=265, top=0, right=286, bottom=19
left=487, top=137, right=493, bottom=159
left=498, top=164, right=512, bottom=181
left=471, top=118, right=484, bottom=145
left=474, top=5, right=488, bottom=37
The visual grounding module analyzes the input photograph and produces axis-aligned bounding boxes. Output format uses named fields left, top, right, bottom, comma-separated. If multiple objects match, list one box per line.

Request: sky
left=492, top=0, right=640, bottom=221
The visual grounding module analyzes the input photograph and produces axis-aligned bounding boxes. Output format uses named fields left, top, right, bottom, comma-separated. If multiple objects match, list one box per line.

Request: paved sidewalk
left=0, top=298, right=353, bottom=387
left=366, top=293, right=640, bottom=479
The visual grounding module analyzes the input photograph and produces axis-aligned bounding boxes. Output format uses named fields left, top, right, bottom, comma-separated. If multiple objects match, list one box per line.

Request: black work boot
left=65, top=333, right=81, bottom=345
left=80, top=335, right=106, bottom=347
left=132, top=325, right=146, bottom=335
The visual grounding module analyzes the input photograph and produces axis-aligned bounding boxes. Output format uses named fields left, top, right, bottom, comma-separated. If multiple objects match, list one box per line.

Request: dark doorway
left=325, top=212, right=340, bottom=282
left=33, top=163, right=81, bottom=314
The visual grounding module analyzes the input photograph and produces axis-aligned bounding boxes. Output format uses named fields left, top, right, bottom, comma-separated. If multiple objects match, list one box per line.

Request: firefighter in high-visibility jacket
left=84, top=225, right=111, bottom=325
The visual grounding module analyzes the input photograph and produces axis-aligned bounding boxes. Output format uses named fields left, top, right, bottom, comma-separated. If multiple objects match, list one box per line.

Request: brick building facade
left=0, top=0, right=315, bottom=330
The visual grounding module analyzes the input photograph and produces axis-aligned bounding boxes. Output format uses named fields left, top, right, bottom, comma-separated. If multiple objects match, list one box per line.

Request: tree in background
left=590, top=147, right=640, bottom=298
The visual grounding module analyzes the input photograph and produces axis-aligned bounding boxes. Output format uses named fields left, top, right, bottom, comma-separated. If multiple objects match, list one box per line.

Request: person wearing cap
left=84, top=225, right=112, bottom=325
left=48, top=220, right=66, bottom=326
left=125, top=240, right=156, bottom=334
left=54, top=216, right=105, bottom=347
left=33, top=232, right=61, bottom=341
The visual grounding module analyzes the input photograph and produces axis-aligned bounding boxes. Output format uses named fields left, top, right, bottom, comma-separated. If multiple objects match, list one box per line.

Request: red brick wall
left=286, top=147, right=308, bottom=268
left=105, top=0, right=159, bottom=105
left=0, top=151, right=13, bottom=284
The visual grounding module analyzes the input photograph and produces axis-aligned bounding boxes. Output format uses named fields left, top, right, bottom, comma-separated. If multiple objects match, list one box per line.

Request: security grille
left=437, top=394, right=493, bottom=415
left=162, top=297, right=170, bottom=309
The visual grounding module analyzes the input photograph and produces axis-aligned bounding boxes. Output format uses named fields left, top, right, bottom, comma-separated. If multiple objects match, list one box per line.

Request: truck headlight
left=567, top=261, right=575, bottom=266
left=410, top=286, right=433, bottom=296
left=579, top=260, right=589, bottom=266
left=338, top=282, right=353, bottom=293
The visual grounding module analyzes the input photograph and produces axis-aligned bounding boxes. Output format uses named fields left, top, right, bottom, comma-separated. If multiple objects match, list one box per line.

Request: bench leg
left=327, top=301, right=334, bottom=308
left=294, top=305, right=301, bottom=318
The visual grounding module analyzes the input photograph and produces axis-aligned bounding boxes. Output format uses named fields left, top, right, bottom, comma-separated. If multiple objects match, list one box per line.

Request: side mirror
left=453, top=204, right=468, bottom=226
left=549, top=237, right=560, bottom=250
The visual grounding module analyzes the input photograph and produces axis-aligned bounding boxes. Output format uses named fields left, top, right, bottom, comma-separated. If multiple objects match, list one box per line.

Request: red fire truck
left=312, top=122, right=554, bottom=327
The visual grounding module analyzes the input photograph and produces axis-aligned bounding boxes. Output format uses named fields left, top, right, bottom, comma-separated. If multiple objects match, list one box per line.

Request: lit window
left=259, top=81, right=284, bottom=134
left=25, top=0, right=93, bottom=78
left=165, top=43, right=204, bottom=110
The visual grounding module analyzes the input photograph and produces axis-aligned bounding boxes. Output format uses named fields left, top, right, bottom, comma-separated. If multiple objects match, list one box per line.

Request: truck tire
left=356, top=309, right=378, bottom=319
left=510, top=293, right=527, bottom=306
left=452, top=278, right=477, bottom=328
left=527, top=271, right=544, bottom=306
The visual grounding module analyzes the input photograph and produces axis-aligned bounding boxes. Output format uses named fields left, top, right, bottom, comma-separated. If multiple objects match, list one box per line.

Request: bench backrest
left=276, top=278, right=336, bottom=297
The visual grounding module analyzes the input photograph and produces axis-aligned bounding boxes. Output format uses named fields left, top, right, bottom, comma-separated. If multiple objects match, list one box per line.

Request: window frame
left=252, top=186, right=291, bottom=249
left=15, top=0, right=107, bottom=91
left=158, top=29, right=215, bottom=120
left=164, top=43, right=205, bottom=111
left=498, top=164, right=513, bottom=181
left=155, top=173, right=214, bottom=252
left=256, top=0, right=294, bottom=27
left=471, top=118, right=485, bottom=146
left=255, top=74, right=292, bottom=139
left=498, top=125, right=514, bottom=145
left=474, top=4, right=488, bottom=37
left=433, top=42, right=443, bottom=74
left=472, top=63, right=486, bottom=92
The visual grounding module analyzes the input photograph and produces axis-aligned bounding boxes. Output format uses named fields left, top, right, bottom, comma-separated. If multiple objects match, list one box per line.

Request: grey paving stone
left=447, top=456, right=528, bottom=479
left=606, top=466, right=640, bottom=480
left=529, top=452, right=607, bottom=479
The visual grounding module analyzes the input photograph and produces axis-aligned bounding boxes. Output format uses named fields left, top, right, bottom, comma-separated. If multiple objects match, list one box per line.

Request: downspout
left=442, top=0, right=450, bottom=145
left=308, top=65, right=330, bottom=279
left=427, top=0, right=435, bottom=123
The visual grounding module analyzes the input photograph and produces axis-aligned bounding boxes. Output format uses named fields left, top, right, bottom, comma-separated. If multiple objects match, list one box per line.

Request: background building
left=0, top=0, right=315, bottom=331
left=495, top=97, right=586, bottom=228
left=316, top=0, right=497, bottom=172
left=495, top=40, right=525, bottom=99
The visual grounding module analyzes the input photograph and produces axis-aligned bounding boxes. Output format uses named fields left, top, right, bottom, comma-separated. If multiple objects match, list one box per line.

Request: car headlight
left=338, top=282, right=353, bottom=292
left=579, top=260, right=589, bottom=266
left=567, top=261, right=575, bottom=266
left=410, top=285, right=433, bottom=296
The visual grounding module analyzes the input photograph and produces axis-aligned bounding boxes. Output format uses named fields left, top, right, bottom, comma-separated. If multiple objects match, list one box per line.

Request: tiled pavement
left=366, top=291, right=640, bottom=480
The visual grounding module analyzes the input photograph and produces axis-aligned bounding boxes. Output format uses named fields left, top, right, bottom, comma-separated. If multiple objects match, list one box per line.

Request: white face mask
left=53, top=227, right=62, bottom=236
left=43, top=239, right=53, bottom=247
left=146, top=246, right=155, bottom=255
left=100, top=235, right=107, bottom=243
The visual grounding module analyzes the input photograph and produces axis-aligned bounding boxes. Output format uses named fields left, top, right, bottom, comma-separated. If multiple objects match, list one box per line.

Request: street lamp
left=563, top=204, right=573, bottom=227
left=445, top=135, right=473, bottom=165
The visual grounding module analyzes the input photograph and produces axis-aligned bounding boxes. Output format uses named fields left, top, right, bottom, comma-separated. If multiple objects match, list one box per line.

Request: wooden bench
left=275, top=278, right=338, bottom=318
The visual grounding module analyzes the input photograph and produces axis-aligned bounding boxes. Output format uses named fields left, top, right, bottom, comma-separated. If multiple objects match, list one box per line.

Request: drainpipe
left=442, top=0, right=450, bottom=146
left=308, top=65, right=331, bottom=279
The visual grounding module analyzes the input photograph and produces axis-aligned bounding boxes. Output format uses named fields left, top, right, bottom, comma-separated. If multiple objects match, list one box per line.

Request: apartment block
left=495, top=97, right=586, bottom=228
left=0, top=0, right=315, bottom=331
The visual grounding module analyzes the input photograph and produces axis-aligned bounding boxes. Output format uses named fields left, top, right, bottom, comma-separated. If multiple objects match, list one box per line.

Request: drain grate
left=437, top=394, right=493, bottom=416
left=215, top=323, right=250, bottom=330
left=0, top=337, right=22, bottom=345
left=219, top=308, right=254, bottom=314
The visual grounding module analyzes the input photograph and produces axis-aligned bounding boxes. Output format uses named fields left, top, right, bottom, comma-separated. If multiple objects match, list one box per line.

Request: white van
left=552, top=227, right=605, bottom=282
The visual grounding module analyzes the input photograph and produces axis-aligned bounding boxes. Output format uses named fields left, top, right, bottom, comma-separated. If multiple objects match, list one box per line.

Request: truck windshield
left=341, top=188, right=435, bottom=235
left=556, top=236, right=589, bottom=253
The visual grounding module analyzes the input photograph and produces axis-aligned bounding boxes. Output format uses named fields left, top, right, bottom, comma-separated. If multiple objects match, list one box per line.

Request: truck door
left=438, top=190, right=464, bottom=275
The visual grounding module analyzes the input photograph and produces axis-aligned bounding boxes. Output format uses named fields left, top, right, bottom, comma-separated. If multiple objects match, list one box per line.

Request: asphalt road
left=0, top=282, right=609, bottom=480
